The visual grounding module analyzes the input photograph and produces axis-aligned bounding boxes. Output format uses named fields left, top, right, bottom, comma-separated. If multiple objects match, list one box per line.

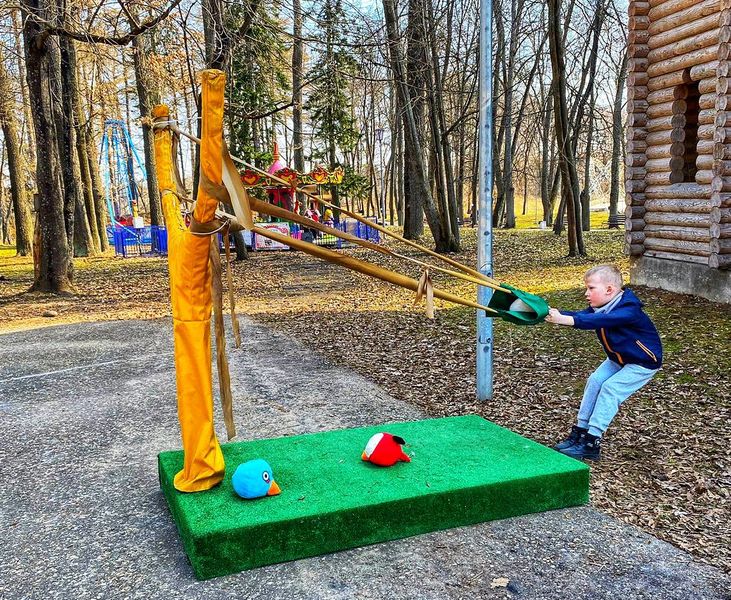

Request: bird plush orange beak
left=267, top=480, right=282, bottom=496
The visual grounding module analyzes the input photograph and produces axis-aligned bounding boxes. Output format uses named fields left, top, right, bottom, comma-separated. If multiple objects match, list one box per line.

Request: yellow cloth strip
left=151, top=83, right=225, bottom=493
left=251, top=225, right=498, bottom=315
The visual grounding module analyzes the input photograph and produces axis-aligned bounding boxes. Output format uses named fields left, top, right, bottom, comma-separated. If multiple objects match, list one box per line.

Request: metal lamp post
left=476, top=0, right=494, bottom=400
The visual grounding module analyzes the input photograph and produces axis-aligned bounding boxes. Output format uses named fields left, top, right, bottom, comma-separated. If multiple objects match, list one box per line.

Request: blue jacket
left=561, top=289, right=662, bottom=369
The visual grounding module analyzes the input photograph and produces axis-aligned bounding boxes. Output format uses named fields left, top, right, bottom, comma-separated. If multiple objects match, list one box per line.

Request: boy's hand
left=545, top=308, right=574, bottom=326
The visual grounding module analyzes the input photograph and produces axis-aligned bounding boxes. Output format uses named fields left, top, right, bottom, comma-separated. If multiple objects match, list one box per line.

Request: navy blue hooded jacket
left=560, top=288, right=662, bottom=369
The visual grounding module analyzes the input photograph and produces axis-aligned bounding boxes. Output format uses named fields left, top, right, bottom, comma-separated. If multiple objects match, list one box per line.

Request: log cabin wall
left=627, top=0, right=731, bottom=302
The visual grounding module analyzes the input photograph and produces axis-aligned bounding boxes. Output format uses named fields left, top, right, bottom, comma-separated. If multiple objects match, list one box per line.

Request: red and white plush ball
left=361, top=432, right=411, bottom=467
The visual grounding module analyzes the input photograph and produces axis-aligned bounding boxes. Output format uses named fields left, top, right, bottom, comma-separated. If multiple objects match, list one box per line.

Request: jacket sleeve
left=571, top=305, right=642, bottom=330
left=559, top=307, right=593, bottom=318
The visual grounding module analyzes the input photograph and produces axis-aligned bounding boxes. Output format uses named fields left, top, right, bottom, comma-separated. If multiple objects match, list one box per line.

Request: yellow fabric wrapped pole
left=151, top=70, right=226, bottom=493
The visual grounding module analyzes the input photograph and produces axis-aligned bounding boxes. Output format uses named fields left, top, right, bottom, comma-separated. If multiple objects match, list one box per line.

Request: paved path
left=1, top=319, right=728, bottom=599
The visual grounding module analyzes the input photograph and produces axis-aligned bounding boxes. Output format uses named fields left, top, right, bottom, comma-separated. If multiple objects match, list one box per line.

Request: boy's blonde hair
left=584, top=265, right=623, bottom=289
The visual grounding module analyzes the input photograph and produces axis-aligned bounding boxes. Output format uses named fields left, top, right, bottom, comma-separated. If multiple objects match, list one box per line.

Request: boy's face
left=584, top=274, right=618, bottom=308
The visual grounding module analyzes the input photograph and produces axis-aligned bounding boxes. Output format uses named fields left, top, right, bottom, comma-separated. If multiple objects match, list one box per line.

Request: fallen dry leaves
left=1, top=228, right=729, bottom=573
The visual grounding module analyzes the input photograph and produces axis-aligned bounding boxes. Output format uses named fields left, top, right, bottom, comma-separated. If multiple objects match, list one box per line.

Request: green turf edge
left=159, top=444, right=588, bottom=580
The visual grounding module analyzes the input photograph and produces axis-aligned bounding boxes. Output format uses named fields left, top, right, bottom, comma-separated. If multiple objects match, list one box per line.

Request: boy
left=544, top=265, right=662, bottom=461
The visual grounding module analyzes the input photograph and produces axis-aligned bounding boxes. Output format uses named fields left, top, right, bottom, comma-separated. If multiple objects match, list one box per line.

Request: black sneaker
left=553, top=426, right=588, bottom=451
left=560, top=433, right=601, bottom=461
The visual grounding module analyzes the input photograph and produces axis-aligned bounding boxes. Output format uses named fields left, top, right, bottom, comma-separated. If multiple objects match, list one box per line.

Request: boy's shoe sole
left=559, top=448, right=601, bottom=461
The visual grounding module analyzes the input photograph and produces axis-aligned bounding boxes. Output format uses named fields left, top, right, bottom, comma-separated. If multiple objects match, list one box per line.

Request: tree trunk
left=292, top=0, right=304, bottom=212
left=23, top=0, right=74, bottom=291
left=58, top=36, right=95, bottom=257
left=609, top=48, right=629, bottom=228
left=132, top=34, right=163, bottom=228
left=84, top=119, right=109, bottom=251
left=0, top=46, right=33, bottom=256
left=547, top=0, right=585, bottom=256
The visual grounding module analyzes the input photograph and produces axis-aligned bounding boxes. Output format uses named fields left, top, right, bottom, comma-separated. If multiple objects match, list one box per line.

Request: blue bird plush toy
left=232, top=459, right=281, bottom=500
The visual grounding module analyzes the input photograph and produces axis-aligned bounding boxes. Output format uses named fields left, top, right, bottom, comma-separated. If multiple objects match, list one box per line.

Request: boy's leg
left=587, top=364, right=658, bottom=437
left=577, top=359, right=622, bottom=429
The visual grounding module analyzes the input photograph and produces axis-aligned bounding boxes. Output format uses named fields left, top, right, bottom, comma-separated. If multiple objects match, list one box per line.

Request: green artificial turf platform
left=158, top=415, right=589, bottom=579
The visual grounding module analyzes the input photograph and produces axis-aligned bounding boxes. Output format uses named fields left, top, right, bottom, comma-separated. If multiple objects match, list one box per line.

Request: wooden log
left=626, top=192, right=647, bottom=207
left=626, top=153, right=648, bottom=167
left=645, top=198, right=712, bottom=212
left=644, top=171, right=677, bottom=185
left=710, top=222, right=731, bottom=237
left=689, top=60, right=719, bottom=82
left=647, top=29, right=719, bottom=64
left=628, top=127, right=649, bottom=142
left=712, top=141, right=731, bottom=159
left=648, top=13, right=720, bottom=50
left=625, top=242, right=646, bottom=256
left=699, top=93, right=717, bottom=110
left=646, top=141, right=686, bottom=158
left=696, top=155, right=715, bottom=170
left=645, top=182, right=712, bottom=198
left=648, top=0, right=721, bottom=38
left=645, top=249, right=711, bottom=264
left=711, top=193, right=731, bottom=208
left=647, top=69, right=692, bottom=92
left=713, top=127, right=731, bottom=143
left=647, top=114, right=686, bottom=132
left=698, top=124, right=717, bottom=140
left=643, top=224, right=712, bottom=241
left=629, top=15, right=651, bottom=31
left=715, top=94, right=731, bottom=111
left=645, top=211, right=712, bottom=225
left=697, top=139, right=718, bottom=155
left=712, top=160, right=731, bottom=175
left=645, top=156, right=686, bottom=171
left=630, top=45, right=651, bottom=59
left=695, top=169, right=714, bottom=184
left=708, top=253, right=731, bottom=267
left=630, top=58, right=650, bottom=73
left=710, top=206, right=731, bottom=223
left=630, top=1, right=651, bottom=17
left=698, top=108, right=716, bottom=125
left=626, top=166, right=649, bottom=180
left=718, top=77, right=731, bottom=95
left=716, top=111, right=731, bottom=128
left=629, top=30, right=651, bottom=46
left=628, top=113, right=649, bottom=128
left=629, top=72, right=650, bottom=87
left=646, top=129, right=685, bottom=145
left=699, top=78, right=718, bottom=94
left=626, top=231, right=646, bottom=244
left=643, top=236, right=712, bottom=255
left=627, top=218, right=647, bottom=231
left=626, top=205, right=648, bottom=219
left=647, top=99, right=686, bottom=119
left=711, top=175, right=731, bottom=191
left=710, top=237, right=731, bottom=252
left=647, top=86, right=687, bottom=104
left=628, top=99, right=650, bottom=114
left=628, top=139, right=649, bottom=153
left=626, top=180, right=648, bottom=194
left=648, top=0, right=707, bottom=21
left=628, top=85, right=649, bottom=101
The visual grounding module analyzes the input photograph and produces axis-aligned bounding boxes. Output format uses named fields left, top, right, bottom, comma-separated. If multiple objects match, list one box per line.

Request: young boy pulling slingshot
left=544, top=265, right=662, bottom=461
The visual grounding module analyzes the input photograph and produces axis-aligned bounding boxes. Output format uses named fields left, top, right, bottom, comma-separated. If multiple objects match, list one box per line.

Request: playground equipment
left=100, top=119, right=165, bottom=256
left=152, top=71, right=563, bottom=579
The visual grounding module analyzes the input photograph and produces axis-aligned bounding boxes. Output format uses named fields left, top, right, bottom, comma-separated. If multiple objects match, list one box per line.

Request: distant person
left=544, top=265, right=662, bottom=461
left=323, top=207, right=334, bottom=227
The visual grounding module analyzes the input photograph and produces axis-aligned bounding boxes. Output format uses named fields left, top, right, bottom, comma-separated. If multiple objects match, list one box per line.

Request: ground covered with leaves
left=1, top=228, right=729, bottom=573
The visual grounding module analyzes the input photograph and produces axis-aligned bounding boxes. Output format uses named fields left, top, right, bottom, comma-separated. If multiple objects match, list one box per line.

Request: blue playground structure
left=100, top=119, right=165, bottom=257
